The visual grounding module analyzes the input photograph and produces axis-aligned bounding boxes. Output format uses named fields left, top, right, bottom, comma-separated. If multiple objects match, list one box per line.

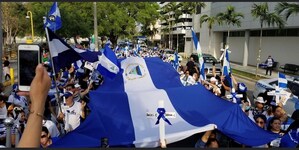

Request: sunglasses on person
left=256, top=121, right=265, bottom=124
left=41, top=134, right=47, bottom=138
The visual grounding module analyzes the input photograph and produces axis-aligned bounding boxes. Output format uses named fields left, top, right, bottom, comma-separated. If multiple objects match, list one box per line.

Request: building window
left=186, top=37, right=191, bottom=41
left=196, top=5, right=201, bottom=14
left=250, top=28, right=299, bottom=37
left=196, top=33, right=200, bottom=41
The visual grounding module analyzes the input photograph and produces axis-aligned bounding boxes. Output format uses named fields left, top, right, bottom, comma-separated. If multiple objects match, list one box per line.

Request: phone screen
left=19, top=50, right=39, bottom=86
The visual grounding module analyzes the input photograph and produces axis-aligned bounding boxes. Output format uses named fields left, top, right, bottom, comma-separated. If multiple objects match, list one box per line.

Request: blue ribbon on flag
left=155, top=108, right=172, bottom=125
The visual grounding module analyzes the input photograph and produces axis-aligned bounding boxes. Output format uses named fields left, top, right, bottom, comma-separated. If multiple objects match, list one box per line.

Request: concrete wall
left=211, top=2, right=299, bottom=31
left=229, top=36, right=299, bottom=67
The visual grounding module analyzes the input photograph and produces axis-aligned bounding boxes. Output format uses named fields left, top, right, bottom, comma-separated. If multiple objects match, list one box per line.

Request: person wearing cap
left=7, top=84, right=29, bottom=116
left=57, top=91, right=86, bottom=133
left=248, top=97, right=268, bottom=122
left=203, top=77, right=221, bottom=96
left=231, top=75, right=252, bottom=110
left=65, top=83, right=93, bottom=103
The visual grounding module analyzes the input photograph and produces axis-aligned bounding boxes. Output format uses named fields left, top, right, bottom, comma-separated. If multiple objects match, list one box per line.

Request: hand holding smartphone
left=18, top=44, right=40, bottom=91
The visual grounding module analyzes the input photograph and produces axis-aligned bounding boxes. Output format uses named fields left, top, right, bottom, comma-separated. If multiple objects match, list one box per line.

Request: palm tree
left=180, top=2, right=206, bottom=53
left=159, top=10, right=170, bottom=48
left=216, top=5, right=244, bottom=46
left=275, top=2, right=299, bottom=21
left=200, top=14, right=218, bottom=56
left=251, top=2, right=285, bottom=77
left=180, top=2, right=206, bottom=15
left=164, top=2, right=180, bottom=50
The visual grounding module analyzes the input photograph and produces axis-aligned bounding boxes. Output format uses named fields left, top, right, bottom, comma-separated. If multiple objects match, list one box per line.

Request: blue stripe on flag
left=278, top=72, right=287, bottom=89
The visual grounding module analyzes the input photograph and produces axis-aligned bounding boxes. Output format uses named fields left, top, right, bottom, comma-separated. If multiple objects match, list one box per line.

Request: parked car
left=190, top=53, right=222, bottom=77
left=163, top=49, right=183, bottom=62
left=253, top=76, right=299, bottom=116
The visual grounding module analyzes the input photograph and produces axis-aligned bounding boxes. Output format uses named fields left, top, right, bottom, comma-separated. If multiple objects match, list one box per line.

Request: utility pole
left=0, top=2, right=3, bottom=82
left=94, top=2, right=99, bottom=51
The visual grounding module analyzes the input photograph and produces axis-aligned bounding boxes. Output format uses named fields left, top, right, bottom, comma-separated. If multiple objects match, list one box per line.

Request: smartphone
left=18, top=44, right=40, bottom=91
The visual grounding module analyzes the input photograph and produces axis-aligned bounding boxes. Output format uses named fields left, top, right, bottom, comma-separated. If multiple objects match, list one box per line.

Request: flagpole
left=43, top=17, right=63, bottom=114
left=93, top=2, right=99, bottom=51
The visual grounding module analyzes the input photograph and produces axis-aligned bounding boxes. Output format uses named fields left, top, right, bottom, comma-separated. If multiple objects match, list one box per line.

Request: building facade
left=191, top=2, right=299, bottom=67
left=159, top=2, right=299, bottom=67
left=159, top=2, right=196, bottom=52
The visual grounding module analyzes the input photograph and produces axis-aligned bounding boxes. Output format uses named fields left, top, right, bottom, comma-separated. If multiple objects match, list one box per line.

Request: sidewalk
left=231, top=62, right=279, bottom=81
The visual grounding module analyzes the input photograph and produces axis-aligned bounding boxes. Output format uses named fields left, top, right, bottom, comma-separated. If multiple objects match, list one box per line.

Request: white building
left=159, top=2, right=195, bottom=52
left=159, top=2, right=299, bottom=67
left=188, top=2, right=299, bottom=68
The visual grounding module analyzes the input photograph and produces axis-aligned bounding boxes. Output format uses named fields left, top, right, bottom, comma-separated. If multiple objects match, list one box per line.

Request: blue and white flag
left=280, top=127, right=299, bottom=148
left=47, top=28, right=101, bottom=72
left=191, top=29, right=205, bottom=81
left=73, top=59, right=84, bottom=70
left=173, top=52, right=179, bottom=70
left=133, top=50, right=140, bottom=57
left=278, top=72, right=287, bottom=89
left=95, top=44, right=120, bottom=79
left=47, top=27, right=81, bottom=72
left=222, top=48, right=232, bottom=88
left=51, top=57, right=278, bottom=148
left=44, top=2, right=62, bottom=31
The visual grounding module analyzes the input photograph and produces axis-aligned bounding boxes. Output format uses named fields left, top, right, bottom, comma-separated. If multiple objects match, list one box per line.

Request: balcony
left=173, top=22, right=193, bottom=28
left=171, top=29, right=186, bottom=34
left=179, top=14, right=193, bottom=19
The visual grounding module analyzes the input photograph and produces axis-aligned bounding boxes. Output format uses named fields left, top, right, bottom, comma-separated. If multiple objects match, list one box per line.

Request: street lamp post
left=26, top=11, right=34, bottom=43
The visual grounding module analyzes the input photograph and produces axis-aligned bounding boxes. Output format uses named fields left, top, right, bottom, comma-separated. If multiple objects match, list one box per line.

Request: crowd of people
left=0, top=43, right=298, bottom=148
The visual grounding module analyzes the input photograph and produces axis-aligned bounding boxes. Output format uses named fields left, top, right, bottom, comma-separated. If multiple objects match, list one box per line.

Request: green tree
left=180, top=2, right=206, bottom=15
left=1, top=2, right=27, bottom=46
left=200, top=14, right=218, bottom=53
left=28, top=2, right=94, bottom=43
left=163, top=2, right=180, bottom=50
left=275, top=2, right=299, bottom=21
left=159, top=12, right=170, bottom=48
left=251, top=2, right=285, bottom=77
left=97, top=2, right=159, bottom=46
left=216, top=5, right=244, bottom=46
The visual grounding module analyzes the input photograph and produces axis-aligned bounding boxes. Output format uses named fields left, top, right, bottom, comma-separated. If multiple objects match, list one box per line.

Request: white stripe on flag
left=98, top=55, right=119, bottom=74
left=74, top=48, right=88, bottom=54
left=121, top=57, right=215, bottom=147
left=49, top=39, right=70, bottom=57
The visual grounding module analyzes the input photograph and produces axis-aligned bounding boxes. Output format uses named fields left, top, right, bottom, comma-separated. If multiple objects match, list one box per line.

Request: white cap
left=75, top=83, right=81, bottom=88
left=254, top=97, right=265, bottom=104
left=210, top=77, right=217, bottom=82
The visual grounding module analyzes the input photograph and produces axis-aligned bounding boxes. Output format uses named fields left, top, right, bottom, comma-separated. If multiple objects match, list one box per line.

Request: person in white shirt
left=57, top=92, right=86, bottom=133
left=42, top=119, right=60, bottom=137
left=265, top=55, right=274, bottom=76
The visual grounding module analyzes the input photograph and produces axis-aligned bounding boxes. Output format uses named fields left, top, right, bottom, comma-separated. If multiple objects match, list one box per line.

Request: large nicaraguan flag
left=44, top=2, right=62, bottom=31
left=47, top=28, right=100, bottom=72
left=191, top=29, right=205, bottom=81
left=278, top=72, right=288, bottom=89
left=51, top=57, right=279, bottom=148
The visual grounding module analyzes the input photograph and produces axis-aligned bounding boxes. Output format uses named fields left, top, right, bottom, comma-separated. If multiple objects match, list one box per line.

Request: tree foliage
left=27, top=2, right=93, bottom=38
left=275, top=2, right=299, bottom=21
left=1, top=2, right=27, bottom=45
left=23, top=2, right=159, bottom=46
